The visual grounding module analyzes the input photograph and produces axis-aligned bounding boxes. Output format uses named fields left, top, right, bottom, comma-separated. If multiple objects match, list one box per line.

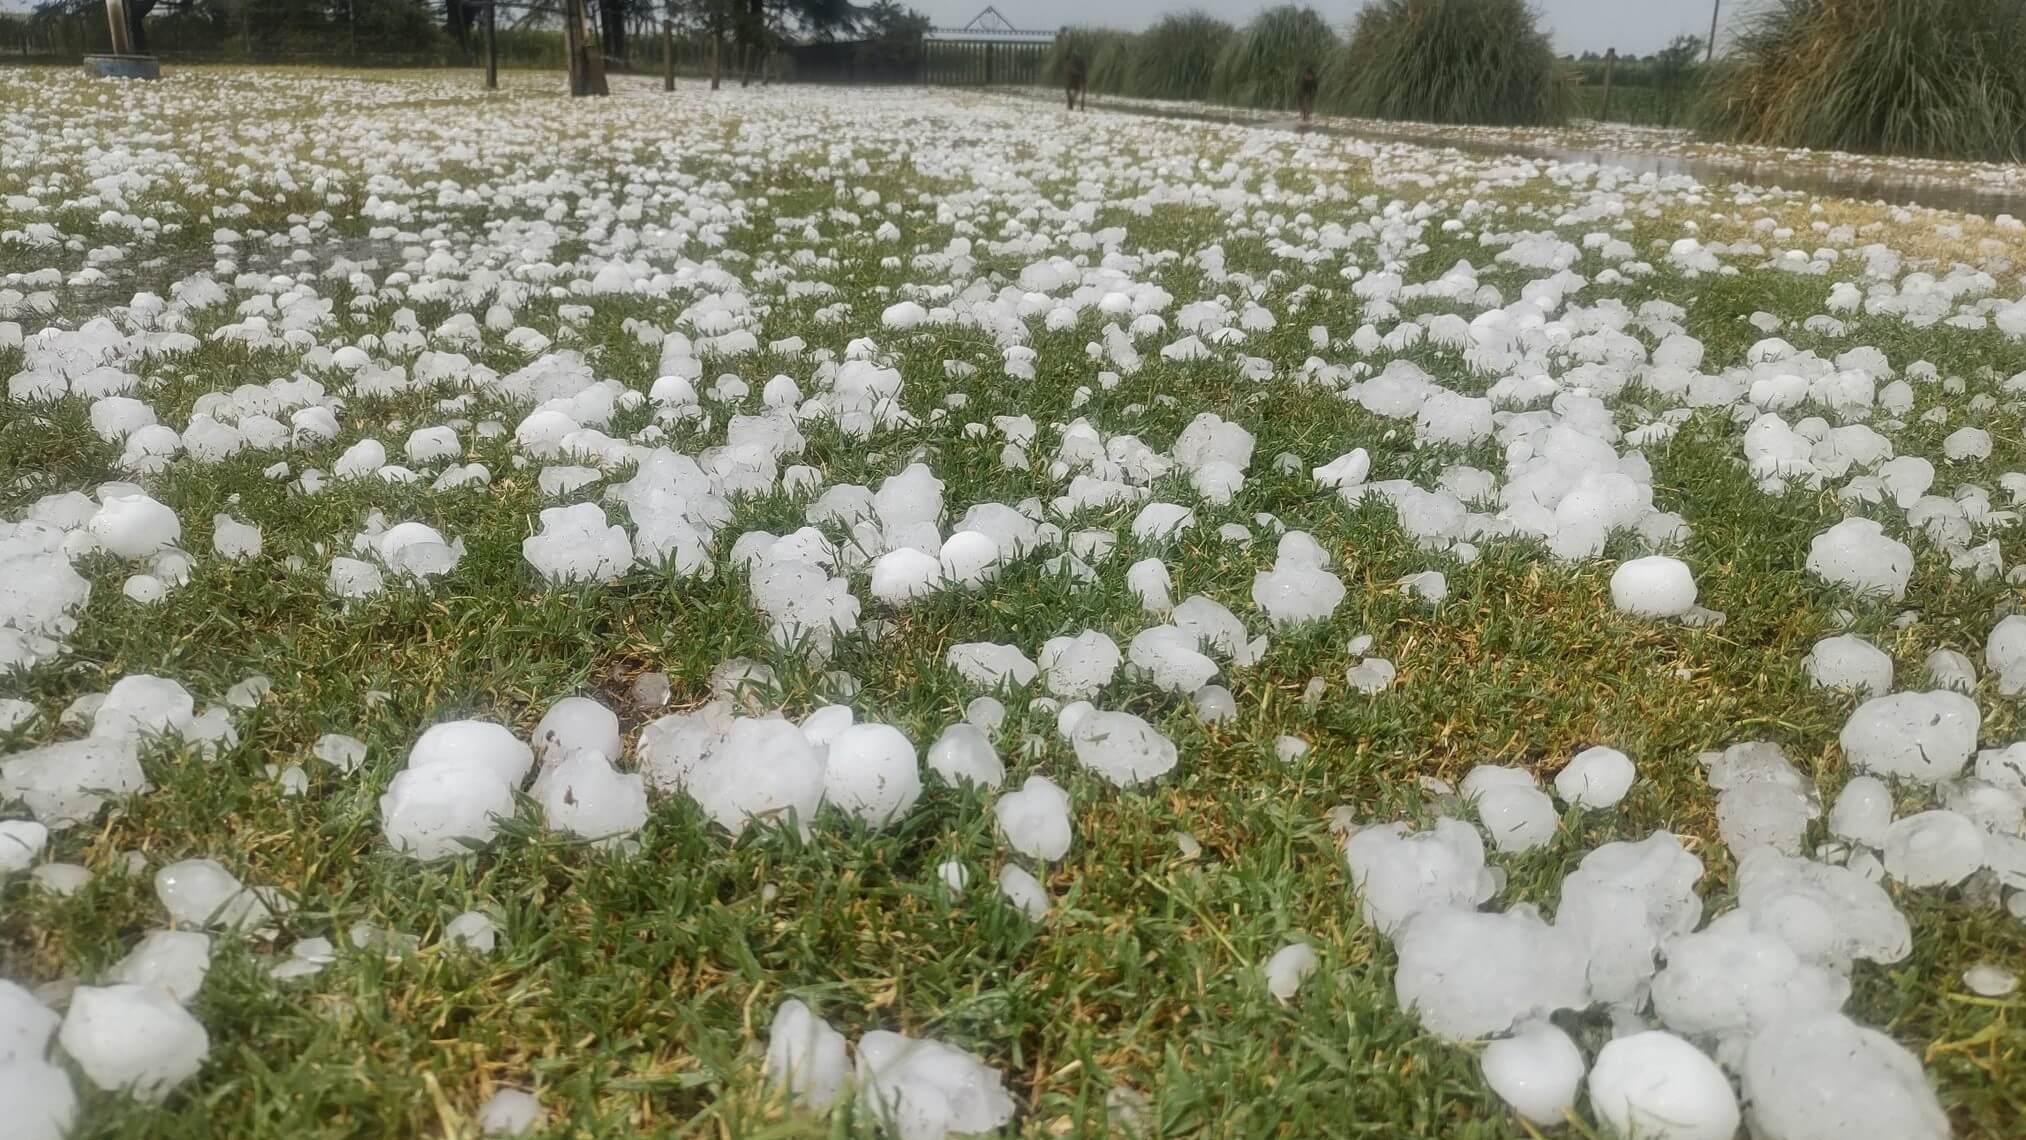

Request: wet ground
left=1016, top=92, right=2026, bottom=219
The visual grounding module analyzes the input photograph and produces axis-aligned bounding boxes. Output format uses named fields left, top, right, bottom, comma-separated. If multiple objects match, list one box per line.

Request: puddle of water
left=1038, top=94, right=2026, bottom=219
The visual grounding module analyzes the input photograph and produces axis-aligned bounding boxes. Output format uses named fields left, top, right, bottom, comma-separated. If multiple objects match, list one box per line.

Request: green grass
left=1125, top=12, right=1233, bottom=104
left=2, top=66, right=2024, bottom=1140
left=1699, top=0, right=2026, bottom=160
left=1208, top=7, right=1338, bottom=111
left=1321, top=0, right=1569, bottom=126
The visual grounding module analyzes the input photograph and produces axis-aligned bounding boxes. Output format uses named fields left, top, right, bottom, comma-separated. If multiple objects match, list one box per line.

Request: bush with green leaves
left=1046, top=26, right=1139, bottom=92
left=1698, top=0, right=2026, bottom=160
left=1321, top=0, right=1567, bottom=126
left=1127, top=11, right=1233, bottom=103
left=1209, top=6, right=1339, bottom=110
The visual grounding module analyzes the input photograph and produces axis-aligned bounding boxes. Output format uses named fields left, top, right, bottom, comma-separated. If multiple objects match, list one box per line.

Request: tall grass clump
left=1089, top=32, right=1138, bottom=95
left=1046, top=27, right=1138, bottom=92
left=1321, top=0, right=1567, bottom=126
left=1698, top=0, right=2026, bottom=161
left=1128, top=11, right=1234, bottom=102
left=1209, top=6, right=1340, bottom=109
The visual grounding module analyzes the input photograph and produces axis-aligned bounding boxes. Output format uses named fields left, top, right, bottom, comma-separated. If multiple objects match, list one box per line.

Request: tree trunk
left=446, top=0, right=467, bottom=48
left=711, top=32, right=721, bottom=89
left=127, top=0, right=156, bottom=53
left=596, top=0, right=625, bottom=65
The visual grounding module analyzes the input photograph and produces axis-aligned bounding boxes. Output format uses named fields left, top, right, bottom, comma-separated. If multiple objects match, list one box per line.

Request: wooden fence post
left=662, top=19, right=674, bottom=90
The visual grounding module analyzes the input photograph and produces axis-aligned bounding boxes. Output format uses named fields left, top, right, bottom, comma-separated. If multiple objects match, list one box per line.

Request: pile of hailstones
left=0, top=672, right=502, bottom=1137
left=1328, top=619, right=2026, bottom=1140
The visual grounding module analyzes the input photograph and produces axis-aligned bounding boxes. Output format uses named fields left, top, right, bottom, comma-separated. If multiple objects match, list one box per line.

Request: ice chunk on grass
left=855, top=1030, right=1015, bottom=1140
left=994, top=775, right=1071, bottom=861
left=58, top=983, right=209, bottom=1103
left=1586, top=1031, right=1738, bottom=1140
left=1070, top=711, right=1177, bottom=787
left=1481, top=1021, right=1584, bottom=1127
left=765, top=999, right=850, bottom=1113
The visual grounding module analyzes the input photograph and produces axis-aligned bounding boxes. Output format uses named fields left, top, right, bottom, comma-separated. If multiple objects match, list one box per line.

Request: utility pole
left=1706, top=0, right=1719, bottom=63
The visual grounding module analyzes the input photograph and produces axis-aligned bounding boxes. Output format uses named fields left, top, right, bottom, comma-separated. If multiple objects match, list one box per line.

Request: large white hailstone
left=58, top=983, right=210, bottom=1102
left=536, top=750, right=647, bottom=843
left=1131, top=502, right=1195, bottom=543
left=1804, top=634, right=1894, bottom=697
left=823, top=724, right=921, bottom=828
left=374, top=521, right=461, bottom=579
left=87, top=493, right=181, bottom=558
left=327, top=557, right=385, bottom=599
left=1586, top=1031, right=1738, bottom=1140
left=1127, top=626, right=1218, bottom=694
left=880, top=301, right=928, bottom=330
left=1554, top=746, right=1636, bottom=809
left=3, top=976, right=61, bottom=1062
left=109, top=930, right=212, bottom=1004
left=1988, top=614, right=2026, bottom=696
left=870, top=547, right=944, bottom=604
left=993, top=775, right=1072, bottom=861
left=522, top=503, right=632, bottom=583
left=0, top=736, right=148, bottom=828
left=799, top=705, right=854, bottom=757
left=945, top=642, right=1038, bottom=689
left=686, top=716, right=826, bottom=837
left=211, top=514, right=262, bottom=560
left=1805, top=518, right=1913, bottom=599
left=1392, top=906, right=1589, bottom=1041
left=1882, top=810, right=1984, bottom=887
left=1828, top=775, right=1893, bottom=846
left=1252, top=560, right=1345, bottom=625
left=1740, top=1013, right=1949, bottom=1140
left=1312, top=449, right=1370, bottom=489
left=1464, top=766, right=1559, bottom=853
left=0, top=1054, right=75, bottom=1140
left=1126, top=558, right=1173, bottom=614
left=1609, top=556, right=1697, bottom=617
left=1343, top=818, right=1493, bottom=936
left=1037, top=630, right=1121, bottom=700
left=854, top=1031, right=1015, bottom=1140
left=1069, top=711, right=1177, bottom=787
left=926, top=722, right=1003, bottom=789
left=93, top=674, right=195, bottom=739
left=312, top=733, right=368, bottom=773
left=1650, top=911, right=1849, bottom=1044
left=1262, top=941, right=1318, bottom=1002
left=408, top=721, right=533, bottom=787
left=1838, top=691, right=1979, bottom=783
left=379, top=757, right=517, bottom=859
left=0, top=818, right=49, bottom=873
left=533, top=697, right=621, bottom=763
left=998, top=864, right=1050, bottom=919
left=477, top=1088, right=541, bottom=1136
left=1920, top=647, right=1969, bottom=692
left=938, top=530, right=999, bottom=586
left=765, top=999, right=850, bottom=1112
left=154, top=858, right=271, bottom=930
left=1481, top=1021, right=1585, bottom=1126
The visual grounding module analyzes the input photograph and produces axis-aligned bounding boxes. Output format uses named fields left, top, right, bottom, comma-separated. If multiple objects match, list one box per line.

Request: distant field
left=2, top=67, right=2024, bottom=1140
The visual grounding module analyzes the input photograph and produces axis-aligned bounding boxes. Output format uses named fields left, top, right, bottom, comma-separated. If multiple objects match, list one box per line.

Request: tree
left=1651, top=33, right=1702, bottom=125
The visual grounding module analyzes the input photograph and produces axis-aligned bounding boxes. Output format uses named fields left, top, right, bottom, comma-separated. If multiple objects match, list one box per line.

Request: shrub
left=1697, top=0, right=2026, bottom=160
left=1127, top=11, right=1233, bottom=102
left=1209, top=6, right=1339, bottom=110
left=1321, top=0, right=1567, bottom=126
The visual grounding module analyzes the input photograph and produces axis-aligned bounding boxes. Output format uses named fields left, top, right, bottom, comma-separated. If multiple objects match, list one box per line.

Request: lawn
left=2, top=66, right=2023, bottom=1139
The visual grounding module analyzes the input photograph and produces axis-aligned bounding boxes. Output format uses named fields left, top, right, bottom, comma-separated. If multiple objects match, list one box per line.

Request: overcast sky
left=916, top=0, right=1735, bottom=57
